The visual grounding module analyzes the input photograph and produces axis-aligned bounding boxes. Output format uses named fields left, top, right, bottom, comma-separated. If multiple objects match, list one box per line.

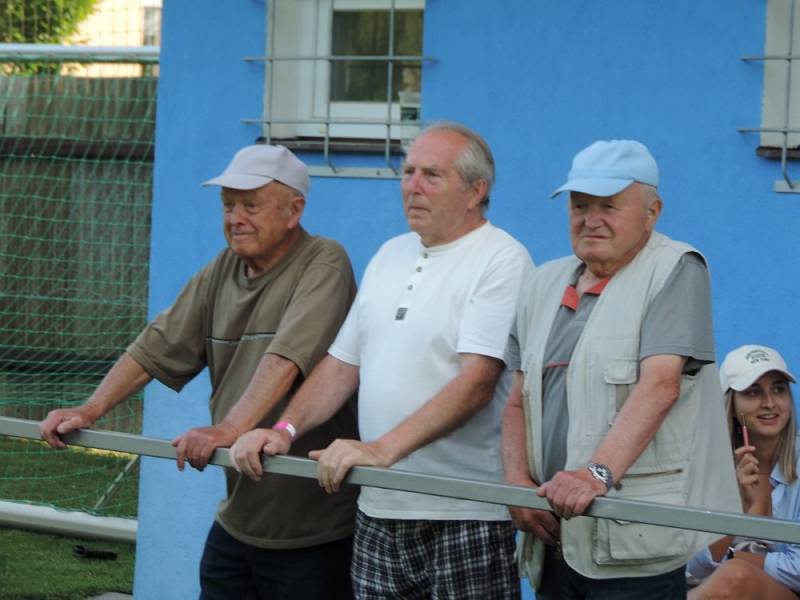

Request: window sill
left=757, top=146, right=800, bottom=160
left=257, top=136, right=406, bottom=155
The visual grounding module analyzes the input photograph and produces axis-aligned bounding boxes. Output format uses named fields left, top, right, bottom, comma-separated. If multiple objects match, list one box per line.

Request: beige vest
left=517, top=231, right=739, bottom=583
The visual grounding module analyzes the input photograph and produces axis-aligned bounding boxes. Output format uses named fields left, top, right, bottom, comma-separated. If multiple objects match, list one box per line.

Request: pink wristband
left=273, top=420, right=297, bottom=441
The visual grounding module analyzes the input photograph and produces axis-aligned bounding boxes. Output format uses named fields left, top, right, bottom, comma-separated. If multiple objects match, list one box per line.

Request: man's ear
left=644, top=196, right=662, bottom=231
left=648, top=197, right=662, bottom=219
left=467, top=179, right=489, bottom=210
left=288, top=195, right=305, bottom=227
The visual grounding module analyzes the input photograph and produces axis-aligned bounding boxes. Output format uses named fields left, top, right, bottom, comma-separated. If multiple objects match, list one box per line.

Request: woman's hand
left=734, top=444, right=760, bottom=511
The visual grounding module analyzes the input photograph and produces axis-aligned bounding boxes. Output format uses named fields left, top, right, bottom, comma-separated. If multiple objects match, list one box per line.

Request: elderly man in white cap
left=39, top=145, right=359, bottom=599
left=502, top=139, right=739, bottom=598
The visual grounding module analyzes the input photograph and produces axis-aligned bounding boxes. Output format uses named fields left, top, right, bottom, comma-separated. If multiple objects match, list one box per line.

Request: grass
left=0, top=436, right=139, bottom=518
left=0, top=435, right=139, bottom=598
left=0, top=527, right=134, bottom=599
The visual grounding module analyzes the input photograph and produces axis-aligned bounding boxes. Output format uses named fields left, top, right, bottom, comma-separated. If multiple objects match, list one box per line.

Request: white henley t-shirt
left=329, top=221, right=534, bottom=520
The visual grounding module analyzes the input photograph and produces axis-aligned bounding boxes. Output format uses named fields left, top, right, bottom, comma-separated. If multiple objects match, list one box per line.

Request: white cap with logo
left=719, top=344, right=796, bottom=392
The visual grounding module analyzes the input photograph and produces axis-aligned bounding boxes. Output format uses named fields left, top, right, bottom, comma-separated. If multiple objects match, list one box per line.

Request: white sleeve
left=327, top=297, right=361, bottom=367
left=457, top=244, right=534, bottom=362
left=327, top=247, right=383, bottom=367
left=685, top=546, right=721, bottom=583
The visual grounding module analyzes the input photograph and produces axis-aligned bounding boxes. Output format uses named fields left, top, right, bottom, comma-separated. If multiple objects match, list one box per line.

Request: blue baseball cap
left=551, top=139, right=659, bottom=198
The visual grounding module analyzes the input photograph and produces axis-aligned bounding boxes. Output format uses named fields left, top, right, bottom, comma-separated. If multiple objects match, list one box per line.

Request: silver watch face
left=587, top=463, right=613, bottom=488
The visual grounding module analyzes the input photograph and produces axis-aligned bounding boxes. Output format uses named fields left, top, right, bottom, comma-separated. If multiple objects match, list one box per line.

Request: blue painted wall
left=138, top=1, right=792, bottom=597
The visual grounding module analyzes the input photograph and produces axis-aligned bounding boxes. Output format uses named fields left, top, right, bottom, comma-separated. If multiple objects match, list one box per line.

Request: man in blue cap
left=502, top=140, right=739, bottom=598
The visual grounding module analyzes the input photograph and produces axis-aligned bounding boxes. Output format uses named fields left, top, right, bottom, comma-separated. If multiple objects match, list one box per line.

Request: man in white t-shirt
left=231, top=122, right=534, bottom=598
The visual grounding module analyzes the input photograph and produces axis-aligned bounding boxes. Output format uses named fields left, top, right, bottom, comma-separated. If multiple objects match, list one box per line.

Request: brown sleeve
left=267, top=241, right=356, bottom=377
left=126, top=260, right=215, bottom=391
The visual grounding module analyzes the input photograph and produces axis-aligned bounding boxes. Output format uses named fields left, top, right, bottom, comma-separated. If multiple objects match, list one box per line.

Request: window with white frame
left=263, top=0, right=425, bottom=149
left=760, top=0, right=800, bottom=154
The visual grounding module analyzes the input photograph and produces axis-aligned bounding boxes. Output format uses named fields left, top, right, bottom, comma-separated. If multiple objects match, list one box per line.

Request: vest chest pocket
left=603, top=359, right=639, bottom=425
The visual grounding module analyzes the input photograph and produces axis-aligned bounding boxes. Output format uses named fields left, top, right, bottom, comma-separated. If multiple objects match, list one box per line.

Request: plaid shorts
left=351, top=510, right=520, bottom=599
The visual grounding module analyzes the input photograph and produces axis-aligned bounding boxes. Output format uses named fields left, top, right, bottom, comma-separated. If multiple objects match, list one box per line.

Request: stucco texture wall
left=139, top=1, right=788, bottom=598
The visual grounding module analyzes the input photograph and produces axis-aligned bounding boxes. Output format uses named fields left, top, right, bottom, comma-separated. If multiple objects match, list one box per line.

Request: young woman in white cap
left=687, top=345, right=799, bottom=599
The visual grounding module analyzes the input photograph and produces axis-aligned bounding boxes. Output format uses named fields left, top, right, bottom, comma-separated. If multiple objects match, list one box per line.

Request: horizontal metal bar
left=3, top=416, right=800, bottom=544
left=244, top=54, right=433, bottom=63
left=0, top=43, right=159, bottom=64
left=243, top=118, right=420, bottom=127
left=742, top=54, right=800, bottom=61
left=738, top=127, right=800, bottom=133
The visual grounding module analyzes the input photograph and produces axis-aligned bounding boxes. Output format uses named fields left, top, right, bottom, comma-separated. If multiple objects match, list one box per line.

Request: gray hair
left=418, top=121, right=495, bottom=210
left=636, top=182, right=660, bottom=208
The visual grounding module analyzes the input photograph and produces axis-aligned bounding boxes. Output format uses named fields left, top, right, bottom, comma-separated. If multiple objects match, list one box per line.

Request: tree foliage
left=0, top=0, right=101, bottom=73
left=0, top=0, right=100, bottom=44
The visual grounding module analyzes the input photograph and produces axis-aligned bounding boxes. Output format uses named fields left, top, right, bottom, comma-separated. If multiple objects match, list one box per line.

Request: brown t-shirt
left=127, top=229, right=359, bottom=549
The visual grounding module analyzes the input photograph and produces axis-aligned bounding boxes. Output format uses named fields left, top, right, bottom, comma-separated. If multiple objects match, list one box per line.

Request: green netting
left=0, top=66, right=154, bottom=518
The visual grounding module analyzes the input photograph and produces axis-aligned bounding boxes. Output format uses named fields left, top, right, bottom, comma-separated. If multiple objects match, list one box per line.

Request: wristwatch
left=587, top=463, right=614, bottom=491
left=730, top=540, right=769, bottom=558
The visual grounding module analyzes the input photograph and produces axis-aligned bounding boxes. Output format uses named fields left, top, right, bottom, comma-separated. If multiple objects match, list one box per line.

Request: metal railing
left=2, top=416, right=800, bottom=545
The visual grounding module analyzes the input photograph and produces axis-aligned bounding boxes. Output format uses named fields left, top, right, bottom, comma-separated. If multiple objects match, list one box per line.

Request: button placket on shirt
left=397, top=250, right=429, bottom=312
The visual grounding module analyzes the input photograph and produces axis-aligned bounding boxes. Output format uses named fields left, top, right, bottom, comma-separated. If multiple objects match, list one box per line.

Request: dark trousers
left=199, top=521, right=354, bottom=600
left=536, top=545, right=686, bottom=600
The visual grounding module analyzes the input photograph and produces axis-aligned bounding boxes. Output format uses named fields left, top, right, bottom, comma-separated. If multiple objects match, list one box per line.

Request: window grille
left=243, top=0, right=434, bottom=179
left=739, top=0, right=800, bottom=192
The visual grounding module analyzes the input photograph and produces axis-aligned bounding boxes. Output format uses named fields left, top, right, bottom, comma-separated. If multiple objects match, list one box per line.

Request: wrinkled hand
left=537, top=468, right=607, bottom=519
left=39, top=407, right=96, bottom=449
left=171, top=422, right=240, bottom=472
left=510, top=506, right=561, bottom=545
left=229, top=428, right=292, bottom=480
left=506, top=477, right=561, bottom=545
left=309, top=439, right=391, bottom=494
left=734, top=445, right=759, bottom=510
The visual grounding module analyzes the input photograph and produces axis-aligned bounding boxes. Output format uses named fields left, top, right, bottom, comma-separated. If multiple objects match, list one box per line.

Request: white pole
left=0, top=500, right=136, bottom=544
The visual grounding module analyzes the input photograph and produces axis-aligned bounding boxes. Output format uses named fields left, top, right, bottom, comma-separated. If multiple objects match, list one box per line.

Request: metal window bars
left=242, top=0, right=434, bottom=179
left=3, top=415, right=800, bottom=544
left=739, top=0, right=800, bottom=192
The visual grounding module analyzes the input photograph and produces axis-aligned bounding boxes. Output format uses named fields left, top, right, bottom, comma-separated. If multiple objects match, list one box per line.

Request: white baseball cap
left=203, top=144, right=310, bottom=197
left=719, top=344, right=796, bottom=392
left=551, top=139, right=659, bottom=198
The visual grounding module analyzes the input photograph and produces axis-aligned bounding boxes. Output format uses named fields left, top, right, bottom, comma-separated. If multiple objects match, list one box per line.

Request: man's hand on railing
left=230, top=428, right=292, bottom=480
left=537, top=468, right=608, bottom=520
left=505, top=475, right=561, bottom=545
left=171, top=422, right=241, bottom=472
left=309, top=439, right=391, bottom=494
left=39, top=408, right=96, bottom=449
